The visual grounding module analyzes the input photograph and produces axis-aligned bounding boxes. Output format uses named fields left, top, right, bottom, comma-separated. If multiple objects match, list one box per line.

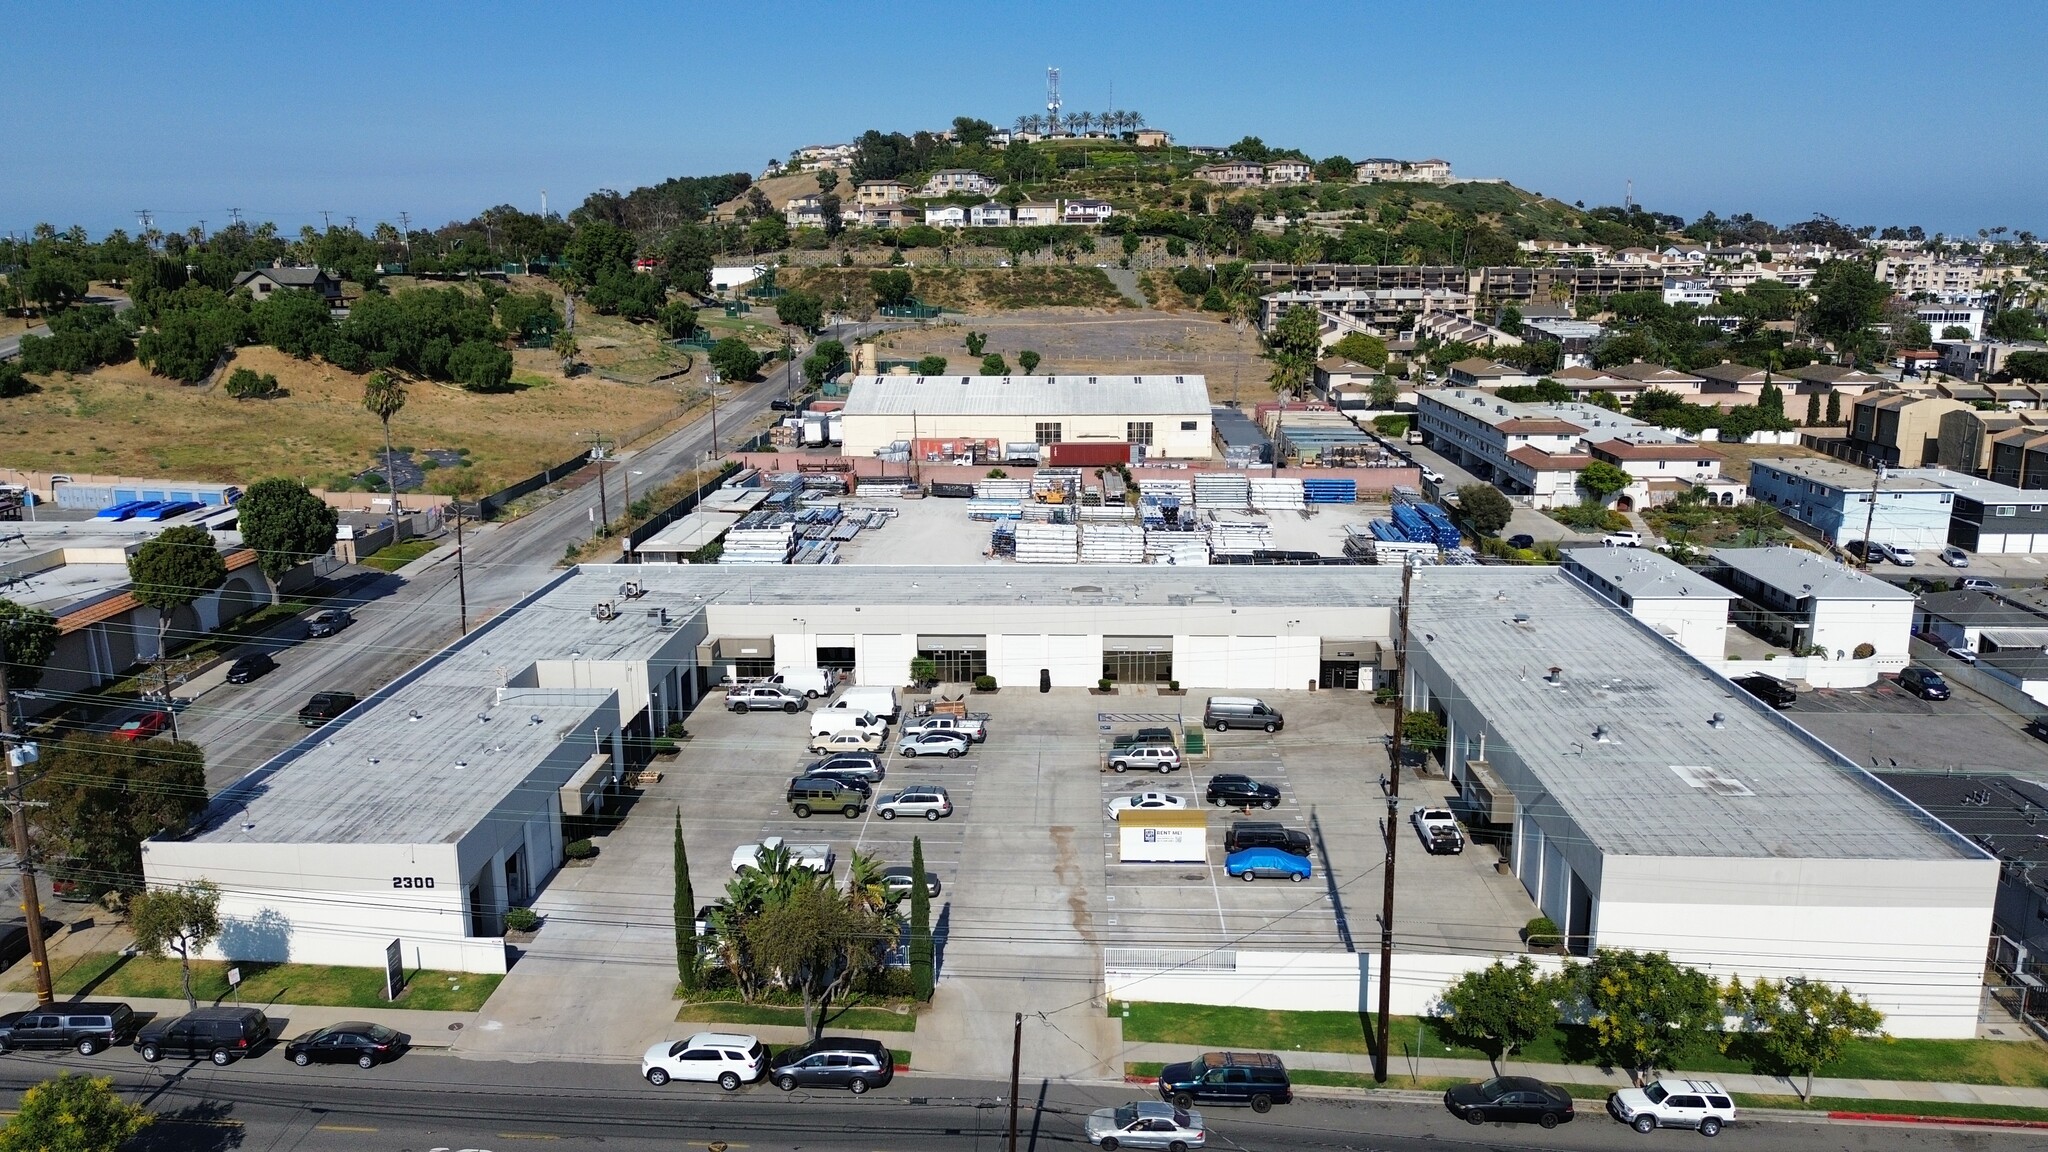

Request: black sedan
left=1206, top=773, right=1281, bottom=809
left=1443, top=1076, right=1575, bottom=1128
left=224, top=652, right=276, bottom=684
left=306, top=609, right=353, bottom=637
left=285, top=1022, right=409, bottom=1068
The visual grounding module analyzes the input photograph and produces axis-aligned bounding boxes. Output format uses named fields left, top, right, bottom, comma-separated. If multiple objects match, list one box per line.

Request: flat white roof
left=1562, top=546, right=1737, bottom=602
left=1712, top=547, right=1916, bottom=601
left=841, top=374, right=1208, bottom=418
left=1749, top=457, right=1952, bottom=493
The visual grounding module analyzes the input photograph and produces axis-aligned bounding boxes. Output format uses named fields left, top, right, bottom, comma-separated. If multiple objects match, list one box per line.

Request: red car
left=109, top=712, right=170, bottom=742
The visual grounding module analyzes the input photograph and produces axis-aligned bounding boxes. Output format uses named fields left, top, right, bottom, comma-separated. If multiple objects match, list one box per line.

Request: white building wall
left=988, top=634, right=1098, bottom=687
left=1106, top=950, right=1571, bottom=1016
left=1810, top=597, right=1915, bottom=662
left=1598, top=855, right=1996, bottom=1039
left=1171, top=635, right=1318, bottom=690
left=1629, top=597, right=1731, bottom=663
left=839, top=411, right=1212, bottom=458
left=855, top=633, right=916, bottom=687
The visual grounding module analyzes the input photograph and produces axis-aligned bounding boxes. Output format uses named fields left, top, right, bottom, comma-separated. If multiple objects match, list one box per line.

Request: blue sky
left=4, top=0, right=2042, bottom=240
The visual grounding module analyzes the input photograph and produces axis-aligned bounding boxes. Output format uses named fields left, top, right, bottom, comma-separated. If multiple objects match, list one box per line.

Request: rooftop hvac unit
left=591, top=601, right=618, bottom=621
left=620, top=580, right=645, bottom=599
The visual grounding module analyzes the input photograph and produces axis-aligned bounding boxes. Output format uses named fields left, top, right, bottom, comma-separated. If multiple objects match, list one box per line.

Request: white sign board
left=1119, top=821, right=1207, bottom=864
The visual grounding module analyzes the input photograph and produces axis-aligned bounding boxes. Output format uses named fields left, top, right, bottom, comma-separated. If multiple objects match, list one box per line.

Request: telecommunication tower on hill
left=1045, top=66, right=1061, bottom=125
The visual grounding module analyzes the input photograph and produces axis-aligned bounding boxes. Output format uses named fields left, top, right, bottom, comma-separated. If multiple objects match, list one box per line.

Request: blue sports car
left=1225, top=846, right=1312, bottom=883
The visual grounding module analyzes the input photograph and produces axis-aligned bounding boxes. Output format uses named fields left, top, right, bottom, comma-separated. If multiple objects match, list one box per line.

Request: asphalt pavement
left=0, top=1052, right=2030, bottom=1151
left=172, top=323, right=887, bottom=785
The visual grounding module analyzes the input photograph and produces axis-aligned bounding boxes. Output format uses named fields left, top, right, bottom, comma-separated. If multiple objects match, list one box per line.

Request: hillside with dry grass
left=781, top=265, right=1130, bottom=314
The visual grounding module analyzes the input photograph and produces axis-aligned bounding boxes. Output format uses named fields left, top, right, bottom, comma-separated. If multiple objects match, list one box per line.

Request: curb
left=1829, top=1111, right=2048, bottom=1130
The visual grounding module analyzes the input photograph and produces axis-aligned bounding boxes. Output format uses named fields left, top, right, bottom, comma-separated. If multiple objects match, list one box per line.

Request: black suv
left=1898, top=665, right=1951, bottom=701
left=1112, top=727, right=1177, bottom=752
left=1224, top=821, right=1310, bottom=856
left=136, top=1007, right=272, bottom=1065
left=1156, top=1050, right=1293, bottom=1113
left=1206, top=774, right=1281, bottom=809
left=298, top=691, right=360, bottom=727
left=1732, top=673, right=1796, bottom=709
left=0, top=1002, right=137, bottom=1055
left=224, top=652, right=276, bottom=684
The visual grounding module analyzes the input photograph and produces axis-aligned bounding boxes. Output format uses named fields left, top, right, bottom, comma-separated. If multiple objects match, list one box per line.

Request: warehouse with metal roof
left=837, top=373, right=1212, bottom=457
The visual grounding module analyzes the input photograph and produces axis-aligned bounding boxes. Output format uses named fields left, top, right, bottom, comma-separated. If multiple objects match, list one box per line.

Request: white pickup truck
left=901, top=713, right=989, bottom=743
left=1411, top=807, right=1465, bottom=855
left=730, top=836, right=835, bottom=875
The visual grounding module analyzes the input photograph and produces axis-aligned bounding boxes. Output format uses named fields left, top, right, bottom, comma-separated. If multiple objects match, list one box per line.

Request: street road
left=0, top=1051, right=2029, bottom=1151
left=0, top=294, right=132, bottom=360
left=173, top=322, right=882, bottom=787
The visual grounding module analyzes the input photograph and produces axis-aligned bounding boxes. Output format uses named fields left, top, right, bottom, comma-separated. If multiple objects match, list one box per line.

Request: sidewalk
left=1118, top=1041, right=2048, bottom=1109
left=0, top=992, right=475, bottom=1049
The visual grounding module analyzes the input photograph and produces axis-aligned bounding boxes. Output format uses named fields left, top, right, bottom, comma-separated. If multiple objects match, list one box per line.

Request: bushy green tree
left=1018, top=349, right=1041, bottom=375
left=1264, top=305, right=1322, bottom=396
left=980, top=352, right=1008, bottom=375
left=251, top=287, right=334, bottom=358
left=0, top=1072, right=150, bottom=1152
left=449, top=339, right=515, bottom=393
left=128, top=880, right=222, bottom=1010
left=1328, top=331, right=1389, bottom=368
left=495, top=291, right=562, bottom=341
left=1456, top=484, right=1514, bottom=535
left=236, top=478, right=338, bottom=596
left=127, top=525, right=227, bottom=670
left=708, top=337, right=761, bottom=382
left=1809, top=259, right=1889, bottom=344
left=916, top=355, right=948, bottom=375
left=584, top=267, right=665, bottom=320
left=563, top=220, right=636, bottom=283
left=1724, top=977, right=1886, bottom=1099
left=871, top=269, right=915, bottom=308
left=775, top=289, right=824, bottom=332
left=1577, top=461, right=1632, bottom=503
left=1570, top=949, right=1722, bottom=1082
left=27, top=734, right=207, bottom=898
left=658, top=300, right=700, bottom=340
left=1437, top=957, right=1561, bottom=1073
left=0, top=597, right=58, bottom=691
left=17, top=305, right=135, bottom=374
left=963, top=330, right=987, bottom=356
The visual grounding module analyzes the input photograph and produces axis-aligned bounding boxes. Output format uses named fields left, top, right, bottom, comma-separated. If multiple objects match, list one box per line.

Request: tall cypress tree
left=909, top=836, right=934, bottom=1000
left=675, top=811, right=698, bottom=993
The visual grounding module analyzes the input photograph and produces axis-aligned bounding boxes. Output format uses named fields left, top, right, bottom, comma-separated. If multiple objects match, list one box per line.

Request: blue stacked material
left=989, top=525, right=1017, bottom=556
left=1416, top=503, right=1462, bottom=547
left=1301, top=478, right=1357, bottom=504
left=1370, top=519, right=1406, bottom=542
left=1391, top=502, right=1432, bottom=541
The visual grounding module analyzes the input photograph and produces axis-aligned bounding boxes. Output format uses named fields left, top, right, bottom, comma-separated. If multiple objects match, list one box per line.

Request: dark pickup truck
left=298, top=692, right=360, bottom=727
left=1225, top=821, right=1311, bottom=857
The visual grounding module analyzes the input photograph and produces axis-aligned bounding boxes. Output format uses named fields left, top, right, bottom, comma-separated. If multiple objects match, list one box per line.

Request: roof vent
left=529, top=714, right=544, bottom=725
left=1545, top=665, right=1564, bottom=685
left=477, top=712, right=491, bottom=724
left=408, top=710, right=423, bottom=722
left=1593, top=724, right=1613, bottom=743
left=454, top=759, right=468, bottom=769
left=620, top=580, right=645, bottom=599
left=1709, top=711, right=1726, bottom=729
left=1512, top=612, right=1531, bottom=624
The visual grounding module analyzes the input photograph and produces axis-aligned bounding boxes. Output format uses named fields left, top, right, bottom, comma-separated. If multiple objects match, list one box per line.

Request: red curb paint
left=1125, top=1075, right=1160, bottom=1086
left=894, top=1063, right=911, bottom=1073
left=1829, top=1111, right=2048, bottom=1129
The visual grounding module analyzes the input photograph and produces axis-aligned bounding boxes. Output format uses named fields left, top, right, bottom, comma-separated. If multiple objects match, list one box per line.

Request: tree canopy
left=0, top=1073, right=150, bottom=1152
left=1571, top=949, right=1723, bottom=1080
left=708, top=337, right=761, bottom=382
left=236, top=478, right=338, bottom=590
left=0, top=598, right=59, bottom=692
left=1437, top=957, right=1562, bottom=1072
left=1456, top=484, right=1515, bottom=535
left=27, top=734, right=208, bottom=898
left=127, top=525, right=227, bottom=618
left=129, top=880, right=223, bottom=1011
left=1264, top=305, right=1321, bottom=396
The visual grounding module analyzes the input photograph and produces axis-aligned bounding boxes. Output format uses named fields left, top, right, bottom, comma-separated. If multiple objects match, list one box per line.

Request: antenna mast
left=1046, top=67, right=1061, bottom=131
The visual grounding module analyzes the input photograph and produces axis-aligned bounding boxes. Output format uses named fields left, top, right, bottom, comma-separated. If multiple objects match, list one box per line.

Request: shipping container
left=1045, top=442, right=1132, bottom=467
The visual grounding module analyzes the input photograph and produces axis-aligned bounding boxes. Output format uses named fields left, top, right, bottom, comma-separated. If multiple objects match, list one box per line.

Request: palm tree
left=844, top=851, right=893, bottom=920
left=361, top=371, right=407, bottom=515
left=1125, top=110, right=1145, bottom=131
left=1014, top=114, right=1034, bottom=136
left=552, top=331, right=579, bottom=374
left=1075, top=111, right=1095, bottom=136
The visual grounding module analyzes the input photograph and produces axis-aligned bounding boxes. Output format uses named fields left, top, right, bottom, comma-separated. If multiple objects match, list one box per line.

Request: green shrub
left=909, top=657, right=938, bottom=686
left=564, top=839, right=598, bottom=861
left=505, top=907, right=542, bottom=933
left=224, top=367, right=281, bottom=399
left=1852, top=642, right=1876, bottom=660
left=1098, top=677, right=1114, bottom=692
left=972, top=674, right=997, bottom=691
left=664, top=721, right=690, bottom=739
left=1524, top=916, right=1562, bottom=949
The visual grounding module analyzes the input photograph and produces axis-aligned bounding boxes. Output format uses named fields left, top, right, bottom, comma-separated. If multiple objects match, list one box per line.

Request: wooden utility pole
left=0, top=660, right=53, bottom=1005
left=1007, top=1011, right=1022, bottom=1152
left=452, top=502, right=470, bottom=635
left=1375, top=560, right=1414, bottom=1081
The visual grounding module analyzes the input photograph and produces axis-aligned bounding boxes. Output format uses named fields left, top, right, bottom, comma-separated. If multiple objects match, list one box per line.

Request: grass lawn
left=1738, top=1093, right=2048, bottom=1124
left=49, top=953, right=499, bottom=1012
left=1114, top=1002, right=2048, bottom=1088
left=675, top=1000, right=917, bottom=1033
left=361, top=538, right=439, bottom=571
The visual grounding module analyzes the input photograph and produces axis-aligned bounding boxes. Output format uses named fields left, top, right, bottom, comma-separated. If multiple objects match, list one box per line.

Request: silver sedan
left=1085, top=1101, right=1206, bottom=1150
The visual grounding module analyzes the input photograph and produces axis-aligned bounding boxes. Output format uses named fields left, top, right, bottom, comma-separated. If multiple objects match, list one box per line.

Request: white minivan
left=768, top=667, right=834, bottom=698
left=825, top=686, right=899, bottom=721
left=809, top=710, right=886, bottom=740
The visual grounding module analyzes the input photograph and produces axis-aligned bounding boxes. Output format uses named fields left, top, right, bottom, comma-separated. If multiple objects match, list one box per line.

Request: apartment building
left=1194, top=160, right=1265, bottom=186
left=1919, top=305, right=1986, bottom=341
left=1415, top=388, right=1717, bottom=508
left=855, top=180, right=908, bottom=207
left=921, top=169, right=999, bottom=197
left=1257, top=287, right=1476, bottom=338
left=1849, top=392, right=1971, bottom=466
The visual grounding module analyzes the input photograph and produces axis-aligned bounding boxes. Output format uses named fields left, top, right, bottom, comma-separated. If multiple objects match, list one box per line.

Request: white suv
left=641, top=1031, right=767, bottom=1090
left=1603, top=530, right=1643, bottom=548
left=1608, top=1078, right=1736, bottom=1136
left=1109, top=745, right=1183, bottom=774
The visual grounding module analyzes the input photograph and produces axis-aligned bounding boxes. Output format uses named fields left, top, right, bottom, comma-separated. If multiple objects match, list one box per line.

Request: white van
left=809, top=710, right=886, bottom=739
left=826, top=686, right=899, bottom=721
left=768, top=667, right=834, bottom=698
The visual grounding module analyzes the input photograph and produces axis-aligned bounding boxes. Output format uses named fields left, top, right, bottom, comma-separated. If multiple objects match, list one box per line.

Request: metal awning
left=1979, top=628, right=2048, bottom=651
left=1320, top=639, right=1382, bottom=662
left=714, top=637, right=774, bottom=660
left=560, top=752, right=613, bottom=817
left=1380, top=646, right=1402, bottom=671
left=1463, top=759, right=1517, bottom=826
left=917, top=635, right=987, bottom=651
left=1105, top=636, right=1174, bottom=654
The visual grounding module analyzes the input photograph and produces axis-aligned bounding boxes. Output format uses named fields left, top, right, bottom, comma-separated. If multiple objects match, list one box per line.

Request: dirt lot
left=781, top=266, right=1133, bottom=314
left=1713, top=440, right=1835, bottom=482
left=867, top=308, right=1265, bottom=397
left=0, top=343, right=697, bottom=490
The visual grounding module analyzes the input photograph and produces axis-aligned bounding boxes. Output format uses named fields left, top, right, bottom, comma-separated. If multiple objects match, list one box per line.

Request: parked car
left=1223, top=821, right=1310, bottom=856
left=769, top=397, right=798, bottom=412
left=875, top=786, right=952, bottom=821
left=0, top=916, right=62, bottom=972
left=1110, top=745, right=1183, bottom=774
left=1607, top=1078, right=1736, bottom=1136
left=1155, top=1051, right=1292, bottom=1113
left=136, top=1007, right=272, bottom=1065
left=1203, top=696, right=1284, bottom=733
left=1877, top=542, right=1918, bottom=566
left=305, top=609, right=354, bottom=637
left=1109, top=792, right=1189, bottom=817
left=224, top=652, right=276, bottom=684
left=1085, top=1101, right=1207, bottom=1150
left=2026, top=716, right=2048, bottom=743
left=1420, top=466, right=1444, bottom=484
left=809, top=727, right=884, bottom=753
left=109, top=711, right=170, bottom=742
left=1507, top=534, right=1535, bottom=550
left=1939, top=545, right=1971, bottom=568
left=786, top=777, right=866, bottom=819
left=729, top=684, right=807, bottom=713
left=1410, top=807, right=1466, bottom=855
left=1225, top=846, right=1312, bottom=883
left=880, top=866, right=940, bottom=901
left=804, top=752, right=885, bottom=782
left=898, top=731, right=969, bottom=758
left=1945, top=645, right=1979, bottom=664
left=769, top=1035, right=893, bottom=1093
left=1961, top=577, right=1999, bottom=592
left=640, top=1031, right=767, bottom=1089
left=1603, top=531, right=1642, bottom=548
left=298, top=691, right=360, bottom=727
left=766, top=667, right=833, bottom=698
left=810, top=709, right=886, bottom=739
left=284, top=1021, right=410, bottom=1068
left=0, top=1001, right=136, bottom=1055
left=902, top=713, right=989, bottom=743
left=1112, top=726, right=1177, bottom=752
left=1443, top=1076, right=1576, bottom=1128
left=1731, top=673, right=1796, bottom=709
left=825, top=686, right=899, bottom=721
left=1843, top=539, right=1874, bottom=562
left=1898, top=665, right=1951, bottom=700
left=1206, top=774, right=1280, bottom=809
left=802, top=770, right=873, bottom=796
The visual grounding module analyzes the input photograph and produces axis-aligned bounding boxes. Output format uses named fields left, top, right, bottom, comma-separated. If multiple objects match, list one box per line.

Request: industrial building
left=1560, top=546, right=1735, bottom=663
left=836, top=374, right=1213, bottom=459
left=140, top=564, right=1998, bottom=1036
